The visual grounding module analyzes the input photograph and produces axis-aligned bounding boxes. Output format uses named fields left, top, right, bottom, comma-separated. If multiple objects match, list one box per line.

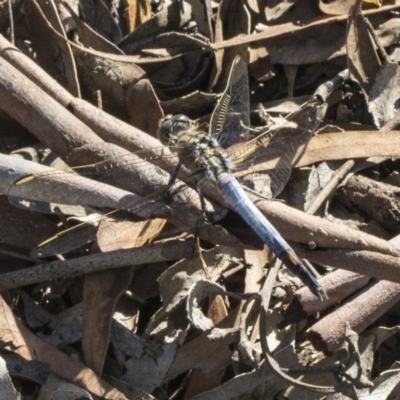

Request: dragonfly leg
left=168, top=162, right=182, bottom=186
left=194, top=181, right=226, bottom=223
left=194, top=181, right=209, bottom=219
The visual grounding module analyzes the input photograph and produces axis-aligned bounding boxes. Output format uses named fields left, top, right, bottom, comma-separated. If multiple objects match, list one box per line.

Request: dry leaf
left=4, top=2, right=400, bottom=397
left=346, top=1, right=381, bottom=100
left=25, top=0, right=80, bottom=96
left=123, top=0, right=152, bottom=33
left=0, top=295, right=130, bottom=399
left=296, top=130, right=400, bottom=167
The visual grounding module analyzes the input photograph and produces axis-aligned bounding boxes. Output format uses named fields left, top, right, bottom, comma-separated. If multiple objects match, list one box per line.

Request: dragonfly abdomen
left=216, top=173, right=324, bottom=297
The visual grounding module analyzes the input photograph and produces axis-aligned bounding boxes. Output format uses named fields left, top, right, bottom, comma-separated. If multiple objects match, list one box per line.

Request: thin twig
left=305, top=160, right=356, bottom=214
left=195, top=236, right=211, bottom=280
left=258, top=259, right=335, bottom=393
left=7, top=0, right=14, bottom=45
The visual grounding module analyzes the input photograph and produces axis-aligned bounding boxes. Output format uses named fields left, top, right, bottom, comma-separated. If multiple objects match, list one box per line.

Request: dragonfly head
left=158, top=114, right=192, bottom=146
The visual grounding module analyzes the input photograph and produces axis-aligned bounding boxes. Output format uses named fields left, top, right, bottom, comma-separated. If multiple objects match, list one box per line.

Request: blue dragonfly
left=8, top=56, right=326, bottom=297
left=157, top=57, right=326, bottom=298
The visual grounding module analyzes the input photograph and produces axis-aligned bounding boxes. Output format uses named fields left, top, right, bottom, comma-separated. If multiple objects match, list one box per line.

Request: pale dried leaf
left=97, top=218, right=166, bottom=252
left=369, top=62, right=400, bottom=128
left=37, top=373, right=93, bottom=400
left=320, top=0, right=358, bottom=15
left=346, top=2, right=381, bottom=100
left=0, top=356, right=19, bottom=400
left=296, top=130, right=400, bottom=167
left=121, top=331, right=182, bottom=392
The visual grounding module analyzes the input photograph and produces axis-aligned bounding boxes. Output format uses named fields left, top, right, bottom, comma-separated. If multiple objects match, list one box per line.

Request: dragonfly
left=8, top=56, right=326, bottom=297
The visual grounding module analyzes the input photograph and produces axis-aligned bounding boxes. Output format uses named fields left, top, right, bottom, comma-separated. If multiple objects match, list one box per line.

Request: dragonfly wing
left=210, top=56, right=250, bottom=148
left=230, top=101, right=327, bottom=199
left=31, top=214, right=169, bottom=258
left=234, top=147, right=293, bottom=199
left=4, top=153, right=226, bottom=257
left=4, top=154, right=176, bottom=257
left=8, top=166, right=171, bottom=219
left=97, top=216, right=167, bottom=252
left=31, top=222, right=99, bottom=258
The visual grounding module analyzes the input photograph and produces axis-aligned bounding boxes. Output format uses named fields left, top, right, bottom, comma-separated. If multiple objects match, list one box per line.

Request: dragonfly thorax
left=176, top=130, right=234, bottom=181
left=157, top=114, right=234, bottom=181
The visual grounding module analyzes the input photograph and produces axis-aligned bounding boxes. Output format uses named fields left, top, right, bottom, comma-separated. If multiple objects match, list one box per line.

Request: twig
left=305, top=160, right=356, bottom=215
left=281, top=270, right=371, bottom=327
left=0, top=240, right=195, bottom=290
left=7, top=0, right=14, bottom=45
left=258, top=259, right=335, bottom=394
left=307, top=279, right=400, bottom=352
left=337, top=174, right=400, bottom=230
left=293, top=244, right=400, bottom=285
left=195, top=236, right=211, bottom=280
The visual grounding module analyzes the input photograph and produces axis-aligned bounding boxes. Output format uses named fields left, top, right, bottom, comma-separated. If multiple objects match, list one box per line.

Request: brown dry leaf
left=7, top=1, right=400, bottom=397
left=364, top=0, right=382, bottom=5
left=216, top=3, right=400, bottom=51
left=165, top=307, right=241, bottom=381
left=346, top=1, right=381, bottom=100
left=119, top=1, right=194, bottom=54
left=320, top=0, right=358, bottom=15
left=82, top=217, right=166, bottom=375
left=74, top=47, right=162, bottom=129
left=79, top=0, right=122, bottom=43
left=248, top=45, right=274, bottom=82
left=0, top=295, right=130, bottom=399
left=82, top=267, right=134, bottom=375
left=367, top=367, right=400, bottom=399
left=183, top=284, right=229, bottom=399
left=186, top=279, right=237, bottom=331
left=123, top=0, right=152, bottom=33
left=63, top=3, right=124, bottom=55
left=145, top=43, right=213, bottom=96
left=296, top=130, right=400, bottom=167
left=97, top=217, right=167, bottom=252
left=25, top=0, right=80, bottom=96
left=161, top=91, right=216, bottom=118
left=147, top=247, right=239, bottom=335
left=126, top=77, right=164, bottom=136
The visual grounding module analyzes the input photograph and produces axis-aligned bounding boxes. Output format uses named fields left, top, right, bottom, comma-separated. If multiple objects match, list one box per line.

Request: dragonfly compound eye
left=157, top=115, right=192, bottom=146
left=157, top=117, right=173, bottom=146
left=171, top=114, right=192, bottom=131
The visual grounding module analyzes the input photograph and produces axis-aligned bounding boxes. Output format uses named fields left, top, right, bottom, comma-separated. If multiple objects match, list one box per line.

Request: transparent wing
left=6, top=100, right=325, bottom=258
left=6, top=150, right=222, bottom=257
left=210, top=56, right=250, bottom=148
left=6, top=45, right=326, bottom=259
left=229, top=100, right=327, bottom=199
